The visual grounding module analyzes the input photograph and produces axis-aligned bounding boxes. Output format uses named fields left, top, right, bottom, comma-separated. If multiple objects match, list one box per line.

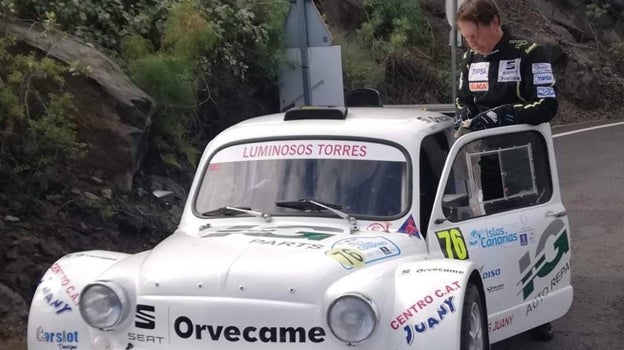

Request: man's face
left=458, top=19, right=500, bottom=55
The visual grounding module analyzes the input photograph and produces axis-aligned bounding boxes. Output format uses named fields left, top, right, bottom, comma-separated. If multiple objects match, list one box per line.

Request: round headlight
left=79, top=281, right=129, bottom=330
left=327, top=293, right=378, bottom=344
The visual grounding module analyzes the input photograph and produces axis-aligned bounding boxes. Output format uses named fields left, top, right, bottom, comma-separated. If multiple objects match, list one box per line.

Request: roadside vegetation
left=2, top=0, right=624, bottom=212
left=0, top=0, right=435, bottom=210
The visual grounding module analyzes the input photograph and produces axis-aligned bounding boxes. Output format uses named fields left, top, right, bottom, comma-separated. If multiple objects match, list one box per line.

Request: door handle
left=546, top=210, right=567, bottom=218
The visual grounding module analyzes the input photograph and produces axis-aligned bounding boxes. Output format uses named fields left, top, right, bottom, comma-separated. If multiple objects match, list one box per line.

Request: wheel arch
left=27, top=250, right=130, bottom=350
left=466, top=269, right=491, bottom=348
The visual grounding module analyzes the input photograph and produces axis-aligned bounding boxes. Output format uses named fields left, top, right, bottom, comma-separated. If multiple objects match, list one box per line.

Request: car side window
left=442, top=131, right=552, bottom=221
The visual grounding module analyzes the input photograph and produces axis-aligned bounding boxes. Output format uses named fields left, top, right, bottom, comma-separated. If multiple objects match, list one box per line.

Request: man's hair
left=457, top=0, right=501, bottom=26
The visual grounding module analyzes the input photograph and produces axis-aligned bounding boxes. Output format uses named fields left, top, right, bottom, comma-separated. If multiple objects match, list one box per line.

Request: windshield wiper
left=276, top=199, right=342, bottom=211
left=202, top=206, right=272, bottom=222
left=276, top=199, right=358, bottom=233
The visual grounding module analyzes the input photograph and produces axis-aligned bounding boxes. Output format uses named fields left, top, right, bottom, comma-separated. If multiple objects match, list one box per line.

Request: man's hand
left=469, top=105, right=514, bottom=130
left=454, top=106, right=473, bottom=130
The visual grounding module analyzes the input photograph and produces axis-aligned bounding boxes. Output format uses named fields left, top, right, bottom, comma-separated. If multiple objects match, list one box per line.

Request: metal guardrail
left=386, top=104, right=456, bottom=116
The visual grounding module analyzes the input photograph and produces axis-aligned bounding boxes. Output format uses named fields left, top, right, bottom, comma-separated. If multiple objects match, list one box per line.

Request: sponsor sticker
left=367, top=222, right=391, bottom=232
left=498, top=59, right=521, bottom=82
left=210, top=140, right=406, bottom=163
left=533, top=73, right=555, bottom=85
left=36, top=327, right=79, bottom=349
left=172, top=316, right=326, bottom=343
left=489, top=315, right=513, bottom=333
left=403, top=296, right=457, bottom=344
left=468, top=62, right=489, bottom=81
left=525, top=261, right=570, bottom=315
left=400, top=267, right=465, bottom=275
left=397, top=215, right=420, bottom=238
left=41, top=286, right=72, bottom=315
left=481, top=267, right=501, bottom=280
left=435, top=228, right=469, bottom=260
left=200, top=225, right=337, bottom=240
left=537, top=86, right=556, bottom=98
left=532, top=63, right=552, bottom=74
left=328, top=236, right=400, bottom=269
left=50, top=263, right=80, bottom=306
left=517, top=219, right=569, bottom=300
left=487, top=284, right=505, bottom=293
left=469, top=227, right=518, bottom=249
left=469, top=81, right=489, bottom=92
left=390, top=281, right=461, bottom=331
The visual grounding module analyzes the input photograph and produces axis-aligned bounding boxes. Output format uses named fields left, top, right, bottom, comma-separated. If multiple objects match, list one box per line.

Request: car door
left=425, top=124, right=572, bottom=341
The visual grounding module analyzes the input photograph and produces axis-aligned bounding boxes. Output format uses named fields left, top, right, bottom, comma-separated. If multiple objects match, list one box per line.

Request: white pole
left=451, top=0, right=458, bottom=106
left=298, top=0, right=311, bottom=105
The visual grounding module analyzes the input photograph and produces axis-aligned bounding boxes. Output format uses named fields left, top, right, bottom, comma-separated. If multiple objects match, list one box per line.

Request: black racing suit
left=456, top=28, right=558, bottom=211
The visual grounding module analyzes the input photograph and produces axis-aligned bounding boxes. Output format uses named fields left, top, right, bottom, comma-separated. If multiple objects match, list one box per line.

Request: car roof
left=214, top=107, right=453, bottom=146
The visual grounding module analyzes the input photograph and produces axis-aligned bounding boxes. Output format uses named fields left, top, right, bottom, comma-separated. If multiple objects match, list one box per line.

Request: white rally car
left=28, top=105, right=572, bottom=350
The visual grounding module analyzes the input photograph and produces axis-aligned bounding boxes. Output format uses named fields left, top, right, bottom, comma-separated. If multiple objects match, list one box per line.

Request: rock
left=83, top=192, right=100, bottom=201
left=4, top=215, right=19, bottom=223
left=320, top=0, right=365, bottom=32
left=91, top=176, right=104, bottom=185
left=0, top=284, right=28, bottom=323
left=5, top=249, right=19, bottom=261
left=168, top=205, right=183, bottom=218
left=148, top=175, right=188, bottom=202
left=0, top=18, right=155, bottom=192
left=101, top=189, right=113, bottom=199
left=135, top=187, right=147, bottom=198
left=612, top=0, right=624, bottom=11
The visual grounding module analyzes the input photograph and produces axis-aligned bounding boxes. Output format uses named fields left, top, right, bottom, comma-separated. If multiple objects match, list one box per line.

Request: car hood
left=134, top=223, right=424, bottom=302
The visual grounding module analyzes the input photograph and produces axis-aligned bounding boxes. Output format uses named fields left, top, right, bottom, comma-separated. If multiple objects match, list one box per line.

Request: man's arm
left=469, top=44, right=558, bottom=130
left=513, top=44, right=558, bottom=125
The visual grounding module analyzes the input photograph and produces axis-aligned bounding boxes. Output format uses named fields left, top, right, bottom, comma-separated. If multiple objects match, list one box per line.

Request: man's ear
left=492, top=16, right=500, bottom=27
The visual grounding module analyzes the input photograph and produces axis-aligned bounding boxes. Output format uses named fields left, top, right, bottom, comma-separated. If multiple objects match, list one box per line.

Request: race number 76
left=435, top=228, right=469, bottom=260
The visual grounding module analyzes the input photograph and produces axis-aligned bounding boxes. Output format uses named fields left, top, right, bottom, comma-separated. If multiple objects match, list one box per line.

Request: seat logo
left=135, top=304, right=156, bottom=329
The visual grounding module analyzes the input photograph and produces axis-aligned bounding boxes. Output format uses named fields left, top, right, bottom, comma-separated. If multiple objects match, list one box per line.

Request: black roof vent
left=345, top=88, right=383, bottom=107
left=284, top=106, right=348, bottom=121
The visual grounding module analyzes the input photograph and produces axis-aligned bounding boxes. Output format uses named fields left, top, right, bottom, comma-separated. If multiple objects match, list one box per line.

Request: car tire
left=530, top=322, right=554, bottom=341
left=461, top=283, right=488, bottom=350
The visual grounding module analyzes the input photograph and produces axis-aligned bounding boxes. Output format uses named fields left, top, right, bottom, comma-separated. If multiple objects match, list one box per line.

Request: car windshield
left=195, top=139, right=410, bottom=217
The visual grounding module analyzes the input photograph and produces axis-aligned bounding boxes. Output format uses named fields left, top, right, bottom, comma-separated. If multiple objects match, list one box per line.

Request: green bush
left=0, top=36, right=84, bottom=198
left=10, top=0, right=167, bottom=49
left=361, top=0, right=426, bottom=49
left=6, top=0, right=288, bottom=173
left=127, top=54, right=196, bottom=108
left=337, top=0, right=427, bottom=93
left=119, top=0, right=287, bottom=172
left=334, top=32, right=385, bottom=90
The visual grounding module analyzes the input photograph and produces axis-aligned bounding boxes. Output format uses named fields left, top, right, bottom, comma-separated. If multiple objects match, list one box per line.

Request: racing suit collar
left=479, top=26, right=511, bottom=58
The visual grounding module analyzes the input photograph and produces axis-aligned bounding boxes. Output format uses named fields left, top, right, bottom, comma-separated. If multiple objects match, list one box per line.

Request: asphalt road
left=493, top=120, right=624, bottom=349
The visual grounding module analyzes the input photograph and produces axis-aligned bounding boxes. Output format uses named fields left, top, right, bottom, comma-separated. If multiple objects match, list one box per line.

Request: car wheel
left=461, top=283, right=488, bottom=350
left=531, top=322, right=554, bottom=341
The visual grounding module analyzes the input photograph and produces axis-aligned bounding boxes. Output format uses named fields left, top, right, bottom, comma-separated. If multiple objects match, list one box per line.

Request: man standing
left=455, top=0, right=558, bottom=131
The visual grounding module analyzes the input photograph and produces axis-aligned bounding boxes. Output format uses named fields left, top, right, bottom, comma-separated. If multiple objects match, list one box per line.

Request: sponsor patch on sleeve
left=537, top=87, right=556, bottom=98
left=533, top=73, right=555, bottom=85
left=532, top=63, right=552, bottom=74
